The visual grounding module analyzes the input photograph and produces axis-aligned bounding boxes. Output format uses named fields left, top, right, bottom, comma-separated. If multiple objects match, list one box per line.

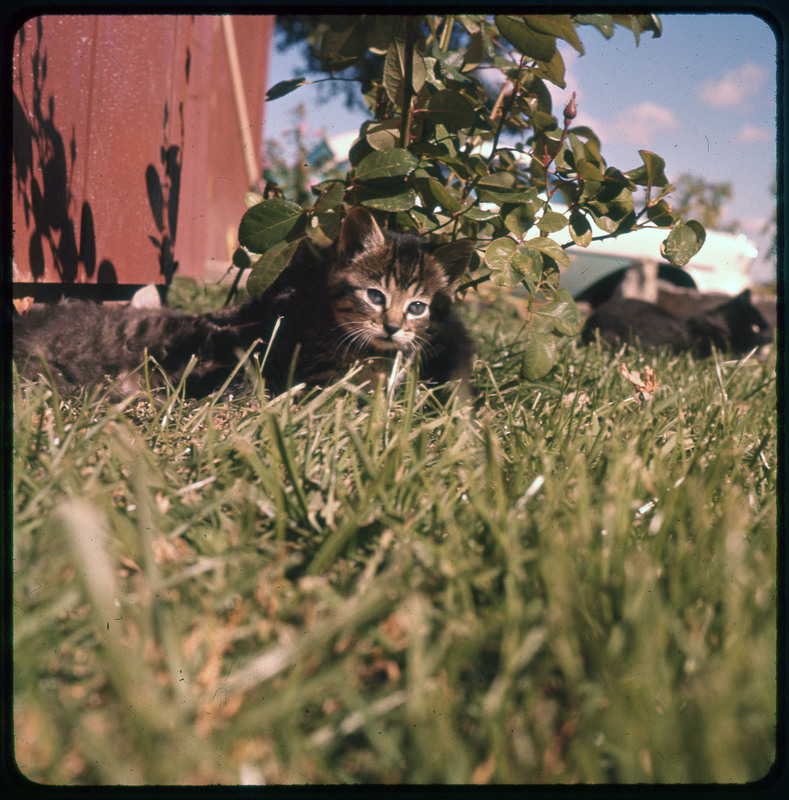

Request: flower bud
left=564, top=93, right=577, bottom=122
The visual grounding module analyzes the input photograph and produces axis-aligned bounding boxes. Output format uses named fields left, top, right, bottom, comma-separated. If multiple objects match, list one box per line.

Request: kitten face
left=353, top=281, right=433, bottom=353
left=331, top=255, right=442, bottom=355
left=328, top=208, right=473, bottom=359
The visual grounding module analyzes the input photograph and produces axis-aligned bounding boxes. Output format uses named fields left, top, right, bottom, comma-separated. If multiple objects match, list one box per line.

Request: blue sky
left=262, top=14, right=777, bottom=282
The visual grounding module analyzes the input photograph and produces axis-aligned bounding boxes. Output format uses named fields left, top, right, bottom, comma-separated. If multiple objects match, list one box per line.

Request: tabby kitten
left=13, top=208, right=475, bottom=397
left=581, top=290, right=772, bottom=356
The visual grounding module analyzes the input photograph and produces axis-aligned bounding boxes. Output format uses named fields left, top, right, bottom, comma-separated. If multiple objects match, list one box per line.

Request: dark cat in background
left=582, top=290, right=773, bottom=356
left=13, top=207, right=475, bottom=397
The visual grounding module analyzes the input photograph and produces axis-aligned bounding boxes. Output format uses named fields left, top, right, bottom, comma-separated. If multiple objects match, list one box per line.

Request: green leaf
left=432, top=52, right=473, bottom=86
left=477, top=178, right=539, bottom=206
left=313, top=181, right=345, bottom=214
left=626, top=150, right=669, bottom=190
left=384, top=38, right=427, bottom=109
left=569, top=209, right=593, bottom=246
left=320, top=21, right=366, bottom=71
left=366, top=15, right=400, bottom=54
left=603, top=166, right=637, bottom=193
left=431, top=123, right=461, bottom=157
left=531, top=108, right=561, bottom=132
left=503, top=204, right=537, bottom=238
left=584, top=185, right=636, bottom=234
left=461, top=207, right=500, bottom=222
left=425, top=152, right=472, bottom=179
left=458, top=14, right=486, bottom=35
left=535, top=48, right=567, bottom=89
left=522, top=319, right=560, bottom=380
left=569, top=133, right=602, bottom=170
left=476, top=172, right=516, bottom=191
left=485, top=238, right=542, bottom=287
left=415, top=176, right=462, bottom=213
left=568, top=126, right=602, bottom=153
left=355, top=148, right=417, bottom=182
left=232, top=247, right=251, bottom=270
left=396, top=206, right=439, bottom=230
left=348, top=136, right=375, bottom=167
left=646, top=199, right=675, bottom=227
left=577, top=160, right=605, bottom=182
left=365, top=120, right=402, bottom=151
left=640, top=150, right=667, bottom=185
left=238, top=199, right=305, bottom=254
left=574, top=14, right=615, bottom=39
left=266, top=77, right=307, bottom=102
left=495, top=15, right=557, bottom=62
left=424, top=90, right=478, bottom=129
left=537, top=210, right=568, bottom=234
left=314, top=209, right=340, bottom=242
left=612, top=14, right=662, bottom=46
left=525, top=15, right=584, bottom=54
left=476, top=190, right=523, bottom=207
left=247, top=238, right=303, bottom=297
left=641, top=15, right=663, bottom=38
left=356, top=186, right=416, bottom=212
left=463, top=30, right=486, bottom=71
left=522, top=237, right=570, bottom=268
left=535, top=294, right=583, bottom=335
left=484, top=237, right=515, bottom=267
left=660, top=220, right=706, bottom=267
left=466, top=154, right=490, bottom=177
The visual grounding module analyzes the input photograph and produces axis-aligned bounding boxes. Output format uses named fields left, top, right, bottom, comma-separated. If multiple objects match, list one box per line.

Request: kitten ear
left=432, top=239, right=475, bottom=288
left=338, top=207, right=386, bottom=258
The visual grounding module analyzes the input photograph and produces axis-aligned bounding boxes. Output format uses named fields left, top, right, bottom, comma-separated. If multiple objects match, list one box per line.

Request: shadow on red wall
left=12, top=14, right=273, bottom=302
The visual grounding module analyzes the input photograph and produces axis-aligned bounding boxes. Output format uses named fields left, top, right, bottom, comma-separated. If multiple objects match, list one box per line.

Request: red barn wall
left=12, top=14, right=273, bottom=299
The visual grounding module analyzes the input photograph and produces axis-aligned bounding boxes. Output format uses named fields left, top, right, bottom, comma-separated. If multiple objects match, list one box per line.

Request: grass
left=12, top=279, right=778, bottom=784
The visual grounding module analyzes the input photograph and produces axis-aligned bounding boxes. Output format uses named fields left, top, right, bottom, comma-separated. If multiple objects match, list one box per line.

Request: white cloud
left=736, top=124, right=772, bottom=144
left=606, top=102, right=679, bottom=145
left=699, top=63, right=769, bottom=109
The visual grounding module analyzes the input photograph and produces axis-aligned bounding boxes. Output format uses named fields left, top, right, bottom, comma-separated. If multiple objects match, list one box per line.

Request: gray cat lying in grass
left=582, top=290, right=772, bottom=356
left=13, top=207, right=475, bottom=397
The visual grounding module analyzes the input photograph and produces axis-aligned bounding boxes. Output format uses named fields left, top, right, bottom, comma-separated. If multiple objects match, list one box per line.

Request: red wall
left=12, top=14, right=273, bottom=298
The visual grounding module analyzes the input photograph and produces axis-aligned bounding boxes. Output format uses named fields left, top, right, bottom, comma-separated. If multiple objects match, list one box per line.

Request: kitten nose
left=383, top=320, right=400, bottom=336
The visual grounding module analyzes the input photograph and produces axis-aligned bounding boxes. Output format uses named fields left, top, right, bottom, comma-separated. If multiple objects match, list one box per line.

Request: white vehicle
left=558, top=221, right=758, bottom=301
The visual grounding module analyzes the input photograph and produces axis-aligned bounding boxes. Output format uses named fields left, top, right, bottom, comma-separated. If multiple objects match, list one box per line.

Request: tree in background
left=235, top=14, right=706, bottom=379
left=670, top=173, right=737, bottom=233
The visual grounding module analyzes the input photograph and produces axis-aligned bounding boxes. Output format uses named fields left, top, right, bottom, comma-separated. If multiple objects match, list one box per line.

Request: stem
left=399, top=17, right=415, bottom=148
left=458, top=274, right=492, bottom=292
left=487, top=56, right=527, bottom=169
left=424, top=15, right=438, bottom=47
left=559, top=223, right=661, bottom=250
left=539, top=110, right=575, bottom=211
left=439, top=15, right=454, bottom=51
left=463, top=77, right=510, bottom=158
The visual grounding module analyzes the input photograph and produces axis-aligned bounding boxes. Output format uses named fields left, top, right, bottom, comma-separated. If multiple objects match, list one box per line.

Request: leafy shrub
left=236, top=14, right=705, bottom=378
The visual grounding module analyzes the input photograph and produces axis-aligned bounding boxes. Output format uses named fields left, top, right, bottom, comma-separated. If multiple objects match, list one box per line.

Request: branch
left=487, top=56, right=527, bottom=168
left=399, top=18, right=415, bottom=149
left=560, top=223, right=671, bottom=250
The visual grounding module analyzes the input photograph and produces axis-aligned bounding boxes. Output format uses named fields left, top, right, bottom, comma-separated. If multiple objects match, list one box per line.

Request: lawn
left=12, top=280, right=777, bottom=784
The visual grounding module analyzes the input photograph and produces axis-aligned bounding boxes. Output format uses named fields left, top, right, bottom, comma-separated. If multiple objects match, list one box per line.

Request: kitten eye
left=366, top=289, right=386, bottom=307
left=407, top=301, right=428, bottom=316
